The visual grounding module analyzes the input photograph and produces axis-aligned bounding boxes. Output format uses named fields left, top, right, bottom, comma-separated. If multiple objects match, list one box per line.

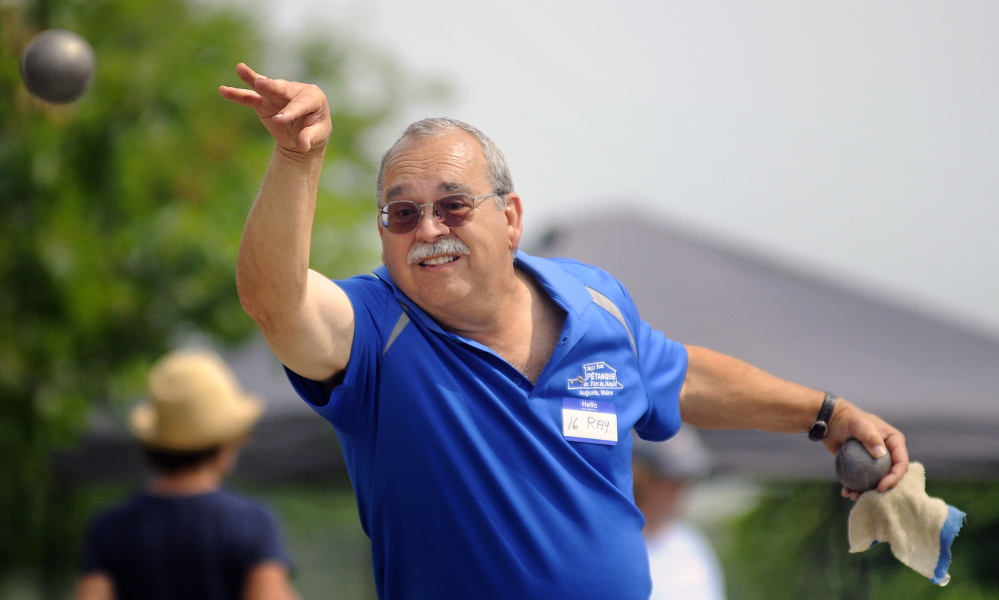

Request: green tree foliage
left=0, top=0, right=444, bottom=589
left=722, top=479, right=999, bottom=600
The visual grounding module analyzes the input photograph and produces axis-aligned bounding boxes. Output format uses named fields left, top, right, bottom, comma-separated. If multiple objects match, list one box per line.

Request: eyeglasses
left=378, top=193, right=500, bottom=234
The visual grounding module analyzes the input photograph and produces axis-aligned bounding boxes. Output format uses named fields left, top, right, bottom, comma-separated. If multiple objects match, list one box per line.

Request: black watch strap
left=808, top=392, right=838, bottom=441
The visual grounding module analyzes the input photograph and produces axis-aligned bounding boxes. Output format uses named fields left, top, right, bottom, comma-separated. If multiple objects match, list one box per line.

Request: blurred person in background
left=633, top=426, right=726, bottom=600
left=74, top=350, right=298, bottom=600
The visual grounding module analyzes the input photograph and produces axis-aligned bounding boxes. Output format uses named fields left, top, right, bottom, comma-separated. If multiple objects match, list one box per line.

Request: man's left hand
left=825, top=400, right=909, bottom=499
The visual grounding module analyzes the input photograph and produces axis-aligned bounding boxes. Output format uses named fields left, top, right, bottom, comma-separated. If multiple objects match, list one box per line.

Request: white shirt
left=646, top=522, right=726, bottom=600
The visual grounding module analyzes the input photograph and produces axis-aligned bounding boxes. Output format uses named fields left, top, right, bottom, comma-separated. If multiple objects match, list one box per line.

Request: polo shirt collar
left=512, top=250, right=594, bottom=318
left=372, top=251, right=595, bottom=366
left=372, top=250, right=594, bottom=323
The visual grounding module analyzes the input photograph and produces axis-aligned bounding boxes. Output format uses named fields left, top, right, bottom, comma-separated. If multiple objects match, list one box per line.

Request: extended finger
left=235, top=62, right=265, bottom=87
left=235, top=64, right=295, bottom=108
left=218, top=85, right=262, bottom=106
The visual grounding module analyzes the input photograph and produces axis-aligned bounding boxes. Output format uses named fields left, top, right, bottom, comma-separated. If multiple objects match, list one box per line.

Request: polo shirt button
left=513, top=378, right=522, bottom=385
left=560, top=337, right=568, bottom=345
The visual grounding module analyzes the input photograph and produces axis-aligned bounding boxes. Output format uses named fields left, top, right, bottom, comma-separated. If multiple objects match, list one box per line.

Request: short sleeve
left=240, top=503, right=294, bottom=571
left=633, top=319, right=688, bottom=440
left=285, top=274, right=400, bottom=433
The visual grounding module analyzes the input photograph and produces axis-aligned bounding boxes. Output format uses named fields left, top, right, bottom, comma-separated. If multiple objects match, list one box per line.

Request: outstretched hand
left=824, top=401, right=909, bottom=499
left=219, top=63, right=331, bottom=153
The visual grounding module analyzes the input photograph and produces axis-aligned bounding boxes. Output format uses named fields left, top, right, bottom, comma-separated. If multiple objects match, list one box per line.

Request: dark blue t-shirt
left=79, top=488, right=292, bottom=600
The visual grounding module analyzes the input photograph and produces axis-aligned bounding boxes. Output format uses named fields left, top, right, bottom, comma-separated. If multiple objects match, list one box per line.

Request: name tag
left=562, top=398, right=618, bottom=445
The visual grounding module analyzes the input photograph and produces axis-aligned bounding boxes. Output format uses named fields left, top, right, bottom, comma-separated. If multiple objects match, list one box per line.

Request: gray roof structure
left=530, top=214, right=999, bottom=480
left=60, top=213, right=999, bottom=484
left=58, top=341, right=346, bottom=485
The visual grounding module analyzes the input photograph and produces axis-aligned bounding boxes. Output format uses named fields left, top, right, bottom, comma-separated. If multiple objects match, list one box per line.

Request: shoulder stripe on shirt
left=380, top=290, right=635, bottom=357
left=585, top=286, right=637, bottom=357
left=383, top=309, right=410, bottom=355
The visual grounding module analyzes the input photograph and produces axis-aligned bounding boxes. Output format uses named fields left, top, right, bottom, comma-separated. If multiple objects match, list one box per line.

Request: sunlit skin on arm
left=680, top=345, right=909, bottom=499
left=219, top=64, right=354, bottom=382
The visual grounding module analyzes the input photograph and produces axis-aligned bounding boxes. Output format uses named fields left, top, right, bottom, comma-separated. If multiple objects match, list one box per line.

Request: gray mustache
left=407, top=237, right=472, bottom=265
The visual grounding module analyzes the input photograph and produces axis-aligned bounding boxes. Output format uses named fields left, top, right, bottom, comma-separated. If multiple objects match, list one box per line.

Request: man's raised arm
left=679, top=345, right=909, bottom=497
left=219, top=63, right=353, bottom=382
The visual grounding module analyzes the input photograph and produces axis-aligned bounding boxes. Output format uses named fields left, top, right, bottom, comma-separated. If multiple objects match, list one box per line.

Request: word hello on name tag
left=562, top=398, right=618, bottom=445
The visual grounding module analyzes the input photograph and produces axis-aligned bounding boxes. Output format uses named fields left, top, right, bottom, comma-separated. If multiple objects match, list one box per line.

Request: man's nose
left=413, top=205, right=450, bottom=240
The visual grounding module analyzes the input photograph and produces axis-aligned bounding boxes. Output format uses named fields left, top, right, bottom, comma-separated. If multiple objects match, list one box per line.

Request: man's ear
left=504, top=193, right=524, bottom=250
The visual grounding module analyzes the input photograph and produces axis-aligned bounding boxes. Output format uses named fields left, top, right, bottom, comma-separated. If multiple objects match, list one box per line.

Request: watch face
left=809, top=422, right=828, bottom=441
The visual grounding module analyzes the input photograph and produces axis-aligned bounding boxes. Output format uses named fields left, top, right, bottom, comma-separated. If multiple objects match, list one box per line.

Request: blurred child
left=75, top=350, right=298, bottom=600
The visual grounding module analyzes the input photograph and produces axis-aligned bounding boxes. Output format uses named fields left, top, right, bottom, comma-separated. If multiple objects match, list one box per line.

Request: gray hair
left=376, top=118, right=515, bottom=209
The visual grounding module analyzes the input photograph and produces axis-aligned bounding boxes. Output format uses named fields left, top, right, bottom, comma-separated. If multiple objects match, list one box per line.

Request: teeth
left=422, top=256, right=459, bottom=266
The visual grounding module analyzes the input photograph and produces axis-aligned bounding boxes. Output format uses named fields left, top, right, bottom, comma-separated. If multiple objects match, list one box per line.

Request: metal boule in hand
left=836, top=438, right=892, bottom=493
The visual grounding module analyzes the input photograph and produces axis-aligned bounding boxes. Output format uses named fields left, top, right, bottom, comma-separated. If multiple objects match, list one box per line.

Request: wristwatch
left=808, top=392, right=838, bottom=441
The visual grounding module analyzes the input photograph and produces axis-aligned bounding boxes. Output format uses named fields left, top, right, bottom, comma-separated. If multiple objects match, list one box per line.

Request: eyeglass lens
left=382, top=194, right=478, bottom=234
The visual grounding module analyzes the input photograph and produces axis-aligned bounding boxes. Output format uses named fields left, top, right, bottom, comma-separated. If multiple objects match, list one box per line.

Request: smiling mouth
left=420, top=255, right=460, bottom=267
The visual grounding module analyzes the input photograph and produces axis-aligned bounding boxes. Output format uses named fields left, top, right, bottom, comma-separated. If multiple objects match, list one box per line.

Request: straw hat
left=129, top=350, right=263, bottom=451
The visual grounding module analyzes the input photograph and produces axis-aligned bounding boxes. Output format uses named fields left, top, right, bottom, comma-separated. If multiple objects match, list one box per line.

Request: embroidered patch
left=567, top=361, right=624, bottom=397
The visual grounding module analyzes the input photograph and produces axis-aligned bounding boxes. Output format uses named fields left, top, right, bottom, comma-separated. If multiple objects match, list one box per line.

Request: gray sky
left=244, top=0, right=999, bottom=338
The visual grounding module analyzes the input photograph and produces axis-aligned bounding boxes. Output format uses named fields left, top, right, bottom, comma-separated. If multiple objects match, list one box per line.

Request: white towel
left=848, top=462, right=965, bottom=585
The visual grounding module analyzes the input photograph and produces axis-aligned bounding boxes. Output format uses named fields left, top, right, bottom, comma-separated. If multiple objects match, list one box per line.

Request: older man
left=219, top=63, right=908, bottom=600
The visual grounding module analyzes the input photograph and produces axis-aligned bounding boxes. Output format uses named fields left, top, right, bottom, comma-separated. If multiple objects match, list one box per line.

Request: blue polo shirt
left=287, top=251, right=687, bottom=600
